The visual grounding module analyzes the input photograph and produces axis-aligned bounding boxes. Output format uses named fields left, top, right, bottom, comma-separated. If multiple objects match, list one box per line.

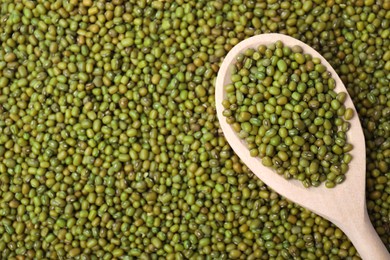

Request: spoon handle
left=340, top=209, right=389, bottom=260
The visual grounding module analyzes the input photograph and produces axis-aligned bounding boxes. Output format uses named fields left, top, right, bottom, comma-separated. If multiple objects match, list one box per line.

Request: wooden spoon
left=215, top=33, right=390, bottom=260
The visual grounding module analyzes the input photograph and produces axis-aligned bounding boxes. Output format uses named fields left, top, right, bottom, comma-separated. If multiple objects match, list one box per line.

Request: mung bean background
left=0, top=0, right=389, bottom=259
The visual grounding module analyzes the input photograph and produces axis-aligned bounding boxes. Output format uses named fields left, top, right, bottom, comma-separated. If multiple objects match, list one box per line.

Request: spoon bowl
left=215, top=33, right=389, bottom=259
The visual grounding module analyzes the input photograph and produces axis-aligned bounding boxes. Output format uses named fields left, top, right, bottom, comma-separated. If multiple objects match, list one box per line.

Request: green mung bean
left=0, top=0, right=388, bottom=259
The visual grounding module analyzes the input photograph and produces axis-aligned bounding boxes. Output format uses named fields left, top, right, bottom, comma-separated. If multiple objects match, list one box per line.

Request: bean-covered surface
left=0, top=0, right=389, bottom=259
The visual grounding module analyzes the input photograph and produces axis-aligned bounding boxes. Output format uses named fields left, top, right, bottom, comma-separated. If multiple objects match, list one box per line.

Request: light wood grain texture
left=215, top=33, right=390, bottom=260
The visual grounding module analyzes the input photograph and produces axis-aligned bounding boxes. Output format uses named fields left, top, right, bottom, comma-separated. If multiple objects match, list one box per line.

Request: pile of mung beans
left=222, top=42, right=354, bottom=188
left=0, top=0, right=388, bottom=259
